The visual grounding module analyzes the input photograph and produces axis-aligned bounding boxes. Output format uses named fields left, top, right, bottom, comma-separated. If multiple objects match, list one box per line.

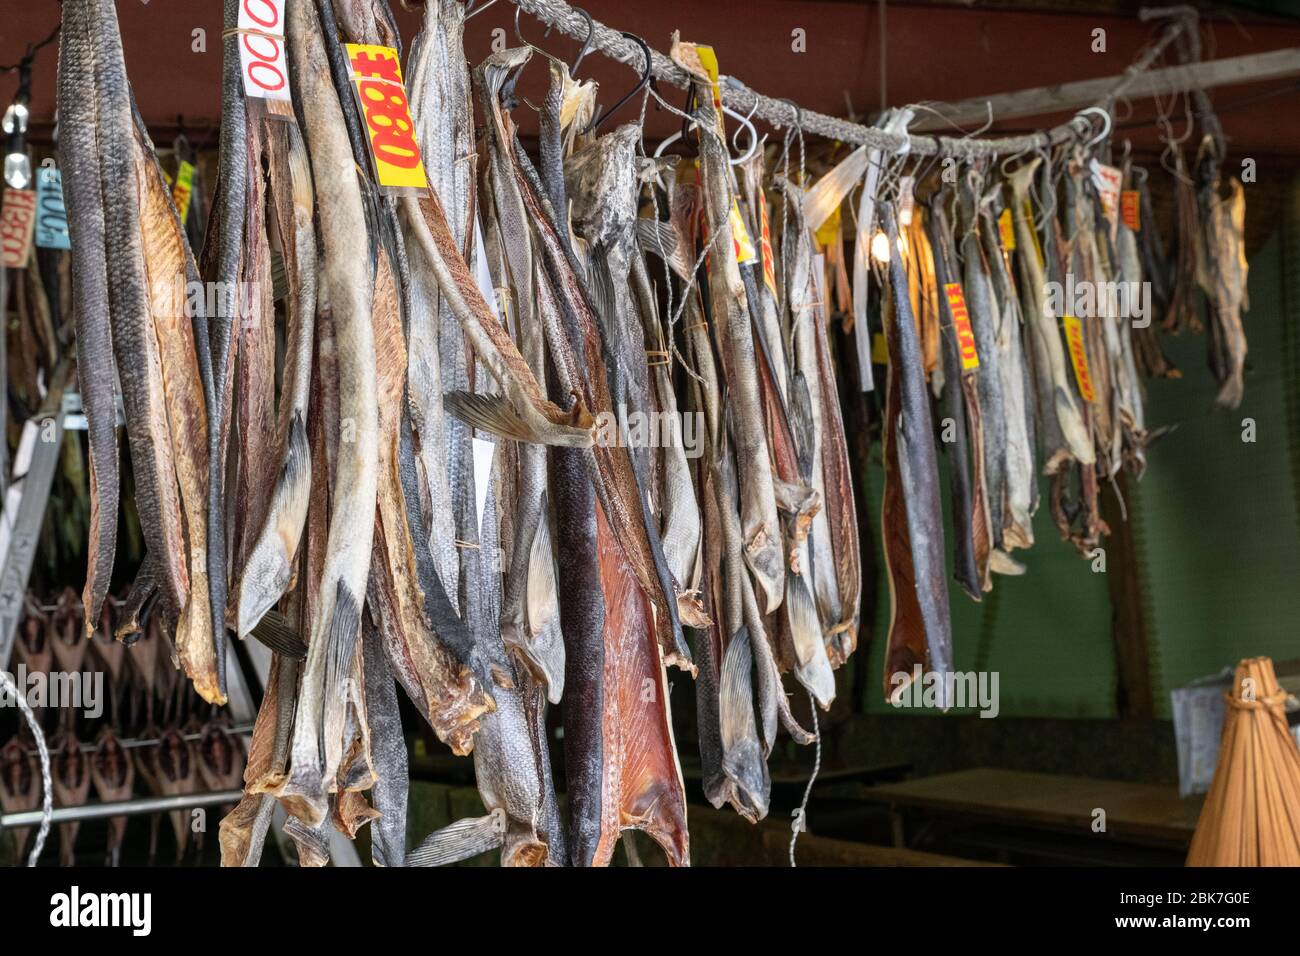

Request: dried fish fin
left=235, top=413, right=312, bottom=636
left=282, top=814, right=331, bottom=868
left=785, top=570, right=835, bottom=707
left=406, top=809, right=506, bottom=866
left=497, top=505, right=566, bottom=703
left=115, top=551, right=159, bottom=642
left=403, top=192, right=593, bottom=447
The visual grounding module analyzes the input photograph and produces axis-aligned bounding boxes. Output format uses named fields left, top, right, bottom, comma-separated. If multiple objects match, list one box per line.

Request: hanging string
left=0, top=668, right=53, bottom=866
left=788, top=692, right=822, bottom=868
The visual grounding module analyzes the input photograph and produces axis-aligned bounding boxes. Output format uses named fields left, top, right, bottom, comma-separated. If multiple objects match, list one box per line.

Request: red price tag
left=1121, top=190, right=1140, bottom=232
left=1, top=189, right=37, bottom=269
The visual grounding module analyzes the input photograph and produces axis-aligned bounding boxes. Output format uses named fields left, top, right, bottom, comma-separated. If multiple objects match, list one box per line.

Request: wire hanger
left=583, top=32, right=653, bottom=134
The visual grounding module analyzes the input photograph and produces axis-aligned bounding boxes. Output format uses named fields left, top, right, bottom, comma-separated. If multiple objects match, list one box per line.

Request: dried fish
left=58, top=0, right=119, bottom=637
left=882, top=206, right=953, bottom=704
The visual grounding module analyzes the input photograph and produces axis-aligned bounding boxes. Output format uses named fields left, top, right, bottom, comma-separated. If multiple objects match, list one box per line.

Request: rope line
left=508, top=0, right=1192, bottom=158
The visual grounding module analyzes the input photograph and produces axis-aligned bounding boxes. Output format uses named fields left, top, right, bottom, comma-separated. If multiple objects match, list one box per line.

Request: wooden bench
left=863, top=768, right=1201, bottom=860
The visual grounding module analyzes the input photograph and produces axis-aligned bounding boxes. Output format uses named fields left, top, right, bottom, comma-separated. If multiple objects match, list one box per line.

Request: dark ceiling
left=3, top=0, right=1299, bottom=160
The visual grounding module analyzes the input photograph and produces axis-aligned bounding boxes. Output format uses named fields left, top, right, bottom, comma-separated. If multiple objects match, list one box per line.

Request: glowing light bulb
left=2, top=102, right=28, bottom=135
left=870, top=230, right=891, bottom=264
left=4, top=151, right=31, bottom=190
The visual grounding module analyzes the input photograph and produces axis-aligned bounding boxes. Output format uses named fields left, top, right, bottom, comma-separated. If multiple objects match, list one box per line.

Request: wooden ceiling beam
left=910, top=46, right=1300, bottom=130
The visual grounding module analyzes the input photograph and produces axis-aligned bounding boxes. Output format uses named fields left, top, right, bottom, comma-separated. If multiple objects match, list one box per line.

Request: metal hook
left=514, top=6, right=566, bottom=68
left=654, top=105, right=761, bottom=166
left=731, top=99, right=759, bottom=157
left=570, top=7, right=596, bottom=76
left=1074, top=106, right=1112, bottom=148
left=463, top=0, right=499, bottom=21
left=584, top=33, right=653, bottom=134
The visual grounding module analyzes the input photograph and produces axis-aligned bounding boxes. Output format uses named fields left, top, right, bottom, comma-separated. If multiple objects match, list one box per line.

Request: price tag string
left=220, top=27, right=284, bottom=44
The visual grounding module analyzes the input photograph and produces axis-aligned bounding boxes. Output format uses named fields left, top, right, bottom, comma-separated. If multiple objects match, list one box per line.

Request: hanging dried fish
left=272, top=0, right=378, bottom=826
left=881, top=205, right=953, bottom=704
left=58, top=0, right=120, bottom=637
left=1195, top=137, right=1249, bottom=409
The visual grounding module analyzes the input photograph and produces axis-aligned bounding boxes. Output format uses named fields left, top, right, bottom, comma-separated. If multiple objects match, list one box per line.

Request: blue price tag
left=34, top=166, right=70, bottom=250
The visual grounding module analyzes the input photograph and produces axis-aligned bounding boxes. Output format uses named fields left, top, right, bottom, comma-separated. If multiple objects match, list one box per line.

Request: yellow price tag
left=944, top=282, right=979, bottom=372
left=1062, top=315, right=1096, bottom=402
left=814, top=207, right=842, bottom=249
left=997, top=207, right=1015, bottom=251
left=172, top=160, right=195, bottom=225
left=345, top=43, right=428, bottom=191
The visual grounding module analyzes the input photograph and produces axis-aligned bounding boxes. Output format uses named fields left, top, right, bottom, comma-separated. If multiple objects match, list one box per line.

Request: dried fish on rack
left=35, top=0, right=1259, bottom=869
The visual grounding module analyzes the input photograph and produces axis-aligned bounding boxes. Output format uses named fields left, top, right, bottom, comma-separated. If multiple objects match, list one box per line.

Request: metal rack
left=0, top=383, right=360, bottom=866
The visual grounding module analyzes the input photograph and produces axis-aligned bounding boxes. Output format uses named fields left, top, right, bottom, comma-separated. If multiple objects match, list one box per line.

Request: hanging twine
left=789, top=693, right=821, bottom=867
left=0, top=668, right=52, bottom=866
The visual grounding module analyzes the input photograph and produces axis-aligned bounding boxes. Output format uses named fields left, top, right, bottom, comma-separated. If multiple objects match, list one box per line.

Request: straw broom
left=1187, top=657, right=1300, bottom=866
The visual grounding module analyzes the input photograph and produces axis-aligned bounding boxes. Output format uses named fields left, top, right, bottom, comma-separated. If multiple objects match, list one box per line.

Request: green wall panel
left=1136, top=235, right=1300, bottom=717
left=859, top=218, right=1294, bottom=721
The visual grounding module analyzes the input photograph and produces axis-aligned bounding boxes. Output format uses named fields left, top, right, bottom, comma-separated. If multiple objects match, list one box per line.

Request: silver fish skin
left=885, top=206, right=955, bottom=699
left=58, top=0, right=119, bottom=637
left=477, top=63, right=565, bottom=702
left=236, top=121, right=317, bottom=636
left=694, top=99, right=786, bottom=617
left=1008, top=161, right=1094, bottom=470
left=204, top=0, right=251, bottom=695
left=403, top=0, right=471, bottom=603
left=1114, top=219, right=1148, bottom=458
left=783, top=186, right=837, bottom=706
left=978, top=193, right=1036, bottom=548
left=631, top=252, right=701, bottom=596
left=275, top=0, right=378, bottom=825
left=466, top=374, right=558, bottom=866
left=959, top=173, right=1008, bottom=552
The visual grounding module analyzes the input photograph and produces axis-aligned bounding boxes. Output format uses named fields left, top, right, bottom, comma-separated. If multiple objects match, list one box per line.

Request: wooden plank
left=864, top=768, right=1200, bottom=848
left=684, top=801, right=1006, bottom=866
left=911, top=47, right=1300, bottom=131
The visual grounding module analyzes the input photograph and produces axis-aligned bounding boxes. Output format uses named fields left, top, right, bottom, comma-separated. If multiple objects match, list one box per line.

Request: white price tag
left=237, top=0, right=294, bottom=119
left=1089, top=159, right=1122, bottom=241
